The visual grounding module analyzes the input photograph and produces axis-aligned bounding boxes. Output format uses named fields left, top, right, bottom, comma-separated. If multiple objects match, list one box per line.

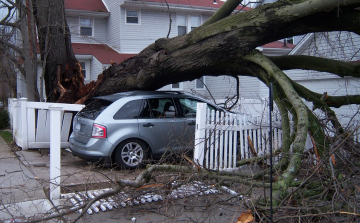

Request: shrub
left=0, top=109, right=10, bottom=129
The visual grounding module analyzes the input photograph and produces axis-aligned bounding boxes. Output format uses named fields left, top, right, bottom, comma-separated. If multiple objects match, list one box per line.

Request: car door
left=177, top=98, right=198, bottom=147
left=177, top=97, right=219, bottom=148
left=138, top=97, right=185, bottom=155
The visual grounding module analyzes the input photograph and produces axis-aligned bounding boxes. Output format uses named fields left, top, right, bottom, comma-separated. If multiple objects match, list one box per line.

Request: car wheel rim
left=121, top=142, right=144, bottom=167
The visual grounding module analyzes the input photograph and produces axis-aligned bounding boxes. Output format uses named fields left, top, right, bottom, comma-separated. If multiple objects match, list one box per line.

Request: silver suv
left=69, top=91, right=221, bottom=169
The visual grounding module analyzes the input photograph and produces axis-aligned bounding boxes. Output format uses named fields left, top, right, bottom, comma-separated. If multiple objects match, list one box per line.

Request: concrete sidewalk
left=0, top=129, right=139, bottom=221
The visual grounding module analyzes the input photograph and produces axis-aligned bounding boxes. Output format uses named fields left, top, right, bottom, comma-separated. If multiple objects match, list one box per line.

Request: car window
left=179, top=98, right=216, bottom=118
left=140, top=98, right=177, bottom=118
left=77, top=99, right=113, bottom=120
left=113, top=99, right=142, bottom=119
left=158, top=98, right=177, bottom=118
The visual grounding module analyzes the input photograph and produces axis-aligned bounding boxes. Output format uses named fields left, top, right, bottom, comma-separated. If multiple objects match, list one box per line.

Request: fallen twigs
left=278, top=130, right=354, bottom=207
left=274, top=211, right=360, bottom=222
left=116, top=164, right=194, bottom=187
left=236, top=150, right=281, bottom=167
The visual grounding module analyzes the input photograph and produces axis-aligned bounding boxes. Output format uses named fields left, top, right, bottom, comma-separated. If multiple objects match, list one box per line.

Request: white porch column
left=49, top=105, right=63, bottom=200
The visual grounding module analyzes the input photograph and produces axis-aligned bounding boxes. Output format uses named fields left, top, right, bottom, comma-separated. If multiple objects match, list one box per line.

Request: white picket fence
left=194, top=103, right=284, bottom=170
left=8, top=98, right=84, bottom=150
left=8, top=98, right=84, bottom=200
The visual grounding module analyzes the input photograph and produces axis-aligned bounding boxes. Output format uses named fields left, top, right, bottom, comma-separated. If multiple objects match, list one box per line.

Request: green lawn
left=0, top=130, right=13, bottom=144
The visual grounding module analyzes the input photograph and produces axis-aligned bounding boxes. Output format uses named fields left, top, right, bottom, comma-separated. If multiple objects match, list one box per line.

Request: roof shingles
left=64, top=0, right=108, bottom=12
left=72, top=43, right=135, bottom=64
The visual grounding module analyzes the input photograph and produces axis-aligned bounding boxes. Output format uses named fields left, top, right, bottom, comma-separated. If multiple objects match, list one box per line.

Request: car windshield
left=77, top=99, right=113, bottom=120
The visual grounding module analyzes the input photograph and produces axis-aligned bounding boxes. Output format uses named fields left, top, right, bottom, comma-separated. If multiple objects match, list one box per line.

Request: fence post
left=194, top=103, right=207, bottom=167
left=10, top=99, right=17, bottom=139
left=49, top=105, right=63, bottom=200
left=8, top=98, right=13, bottom=129
left=19, top=98, right=28, bottom=150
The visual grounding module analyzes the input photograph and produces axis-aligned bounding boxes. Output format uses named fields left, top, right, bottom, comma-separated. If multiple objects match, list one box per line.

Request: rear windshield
left=77, top=99, right=113, bottom=120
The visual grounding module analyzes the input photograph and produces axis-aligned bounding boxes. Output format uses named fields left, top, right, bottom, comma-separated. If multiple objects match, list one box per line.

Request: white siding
left=286, top=32, right=360, bottom=124
left=104, top=0, right=122, bottom=52
left=93, top=19, right=107, bottom=43
left=183, top=76, right=238, bottom=102
left=285, top=69, right=339, bottom=81
left=204, top=76, right=238, bottom=100
left=67, top=17, right=80, bottom=36
left=67, top=17, right=108, bottom=44
left=120, top=8, right=176, bottom=53
left=296, top=77, right=360, bottom=97
left=17, top=66, right=46, bottom=100
left=297, top=78, right=360, bottom=125
left=304, top=32, right=360, bottom=61
left=238, top=76, right=261, bottom=99
left=90, top=57, right=104, bottom=81
left=159, top=75, right=263, bottom=102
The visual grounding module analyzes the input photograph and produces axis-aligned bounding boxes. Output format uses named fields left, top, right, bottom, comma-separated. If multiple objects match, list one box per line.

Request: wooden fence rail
left=8, top=98, right=84, bottom=150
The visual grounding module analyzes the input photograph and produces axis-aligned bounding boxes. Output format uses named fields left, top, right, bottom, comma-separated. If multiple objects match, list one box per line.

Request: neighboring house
left=17, top=0, right=295, bottom=103
left=274, top=32, right=360, bottom=124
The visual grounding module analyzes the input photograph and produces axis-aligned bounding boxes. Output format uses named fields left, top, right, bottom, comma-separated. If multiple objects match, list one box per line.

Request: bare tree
left=0, top=0, right=40, bottom=101
left=0, top=40, right=17, bottom=98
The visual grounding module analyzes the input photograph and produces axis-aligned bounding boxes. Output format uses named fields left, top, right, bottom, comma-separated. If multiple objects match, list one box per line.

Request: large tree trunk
left=32, top=0, right=84, bottom=102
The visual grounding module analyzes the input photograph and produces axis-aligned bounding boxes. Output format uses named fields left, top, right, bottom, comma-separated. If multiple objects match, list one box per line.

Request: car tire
left=115, top=139, right=148, bottom=169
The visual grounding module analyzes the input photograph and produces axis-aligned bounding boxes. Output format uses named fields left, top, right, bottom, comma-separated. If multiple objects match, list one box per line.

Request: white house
left=16, top=0, right=296, bottom=104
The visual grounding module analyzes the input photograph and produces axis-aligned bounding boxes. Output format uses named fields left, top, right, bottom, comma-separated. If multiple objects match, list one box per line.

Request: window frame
left=79, top=60, right=91, bottom=82
left=195, top=76, right=206, bottom=90
left=170, top=82, right=183, bottom=90
left=178, top=98, right=217, bottom=118
left=79, top=18, right=93, bottom=37
left=113, top=99, right=142, bottom=120
left=190, top=15, right=200, bottom=31
left=177, top=14, right=201, bottom=36
left=286, top=37, right=294, bottom=44
left=126, top=10, right=141, bottom=25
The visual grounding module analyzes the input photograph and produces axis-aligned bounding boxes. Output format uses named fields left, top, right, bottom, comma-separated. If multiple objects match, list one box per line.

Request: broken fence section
left=194, top=103, right=282, bottom=171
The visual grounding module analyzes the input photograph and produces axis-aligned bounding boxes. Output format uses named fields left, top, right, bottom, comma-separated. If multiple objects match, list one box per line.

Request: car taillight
left=92, top=124, right=107, bottom=138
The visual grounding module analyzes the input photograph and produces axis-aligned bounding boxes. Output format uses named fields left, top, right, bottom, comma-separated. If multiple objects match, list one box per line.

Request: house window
left=286, top=37, right=294, bottom=44
left=171, top=82, right=182, bottom=90
left=126, top=10, right=139, bottom=24
left=177, top=15, right=200, bottom=36
left=80, top=18, right=93, bottom=36
left=195, top=76, right=205, bottom=89
left=190, top=16, right=200, bottom=31
left=177, top=15, right=187, bottom=36
left=79, top=61, right=90, bottom=81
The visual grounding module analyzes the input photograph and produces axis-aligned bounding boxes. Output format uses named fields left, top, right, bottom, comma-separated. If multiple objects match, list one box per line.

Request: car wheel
left=115, top=139, right=148, bottom=169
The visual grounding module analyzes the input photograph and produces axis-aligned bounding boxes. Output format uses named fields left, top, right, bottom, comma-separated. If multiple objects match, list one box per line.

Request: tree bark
left=32, top=0, right=84, bottom=102
left=18, top=0, right=39, bottom=101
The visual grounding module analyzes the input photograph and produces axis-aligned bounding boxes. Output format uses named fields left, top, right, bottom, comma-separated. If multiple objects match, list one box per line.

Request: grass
left=0, top=130, right=13, bottom=144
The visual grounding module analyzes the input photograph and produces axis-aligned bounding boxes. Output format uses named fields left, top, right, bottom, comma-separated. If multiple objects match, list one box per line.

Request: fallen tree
left=29, top=0, right=360, bottom=221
